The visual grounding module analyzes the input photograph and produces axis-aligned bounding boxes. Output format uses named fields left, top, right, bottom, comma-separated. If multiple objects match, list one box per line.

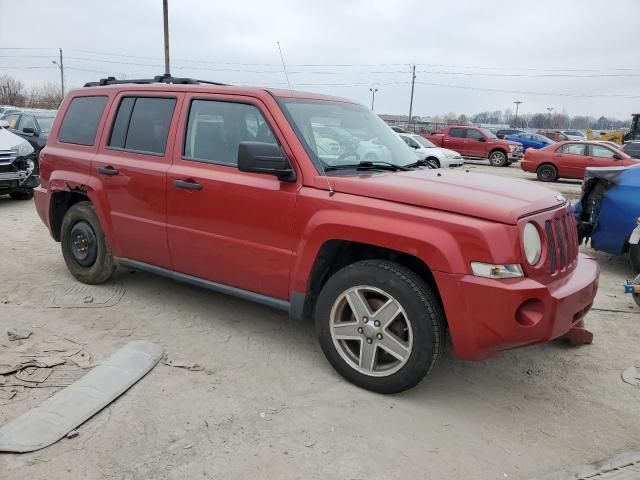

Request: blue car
left=575, top=164, right=640, bottom=272
left=505, top=132, right=555, bottom=150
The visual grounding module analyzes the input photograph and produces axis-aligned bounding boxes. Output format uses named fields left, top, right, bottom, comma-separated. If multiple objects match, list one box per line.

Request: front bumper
left=507, top=150, right=524, bottom=161
left=434, top=253, right=599, bottom=361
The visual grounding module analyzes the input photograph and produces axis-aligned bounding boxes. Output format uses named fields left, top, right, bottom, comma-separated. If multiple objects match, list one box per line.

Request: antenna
left=276, top=40, right=334, bottom=197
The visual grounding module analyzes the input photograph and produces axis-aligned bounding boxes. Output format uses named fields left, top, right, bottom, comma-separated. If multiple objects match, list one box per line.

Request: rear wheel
left=61, top=201, right=115, bottom=284
left=10, top=189, right=33, bottom=200
left=536, top=164, right=558, bottom=182
left=314, top=260, right=444, bottom=394
left=489, top=150, right=507, bottom=167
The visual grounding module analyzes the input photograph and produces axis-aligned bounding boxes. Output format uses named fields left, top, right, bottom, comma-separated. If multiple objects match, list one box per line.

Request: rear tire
left=60, top=201, right=115, bottom=285
left=10, top=189, right=33, bottom=200
left=536, top=164, right=558, bottom=182
left=489, top=150, right=507, bottom=167
left=314, top=259, right=444, bottom=394
left=630, top=244, right=640, bottom=274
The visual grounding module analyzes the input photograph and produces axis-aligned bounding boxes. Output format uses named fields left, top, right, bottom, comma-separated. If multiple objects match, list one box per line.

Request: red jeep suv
left=34, top=76, right=599, bottom=393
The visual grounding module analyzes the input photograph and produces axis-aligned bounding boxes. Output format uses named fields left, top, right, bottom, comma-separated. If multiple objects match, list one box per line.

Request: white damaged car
left=399, top=133, right=464, bottom=168
left=0, top=119, right=38, bottom=200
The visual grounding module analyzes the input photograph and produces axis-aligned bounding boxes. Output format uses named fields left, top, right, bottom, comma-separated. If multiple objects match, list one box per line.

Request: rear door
left=554, top=143, right=586, bottom=177
left=166, top=93, right=299, bottom=300
left=444, top=127, right=467, bottom=155
left=93, top=93, right=183, bottom=268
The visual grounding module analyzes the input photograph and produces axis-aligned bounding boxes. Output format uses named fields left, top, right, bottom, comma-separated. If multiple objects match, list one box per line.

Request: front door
left=93, top=93, right=182, bottom=268
left=166, top=94, right=299, bottom=300
left=465, top=128, right=487, bottom=156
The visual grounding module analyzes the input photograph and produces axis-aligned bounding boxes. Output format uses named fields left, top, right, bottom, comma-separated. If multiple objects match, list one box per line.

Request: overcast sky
left=1, top=0, right=639, bottom=119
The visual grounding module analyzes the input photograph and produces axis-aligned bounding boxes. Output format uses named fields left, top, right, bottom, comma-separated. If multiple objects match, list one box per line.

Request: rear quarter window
left=58, top=96, right=108, bottom=146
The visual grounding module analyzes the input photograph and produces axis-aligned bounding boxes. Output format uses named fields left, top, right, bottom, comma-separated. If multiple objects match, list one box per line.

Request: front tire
left=314, top=260, right=444, bottom=394
left=536, top=164, right=558, bottom=182
left=426, top=157, right=440, bottom=168
left=10, top=189, right=34, bottom=200
left=630, top=244, right=640, bottom=274
left=60, top=201, right=115, bottom=284
left=489, top=150, right=507, bottom=167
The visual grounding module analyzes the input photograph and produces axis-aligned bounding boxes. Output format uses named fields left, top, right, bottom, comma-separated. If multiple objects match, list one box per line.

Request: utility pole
left=51, top=49, right=64, bottom=99
left=369, top=88, right=378, bottom=111
left=546, top=107, right=554, bottom=128
left=408, top=64, right=416, bottom=132
left=513, top=100, right=522, bottom=128
left=163, top=0, right=171, bottom=76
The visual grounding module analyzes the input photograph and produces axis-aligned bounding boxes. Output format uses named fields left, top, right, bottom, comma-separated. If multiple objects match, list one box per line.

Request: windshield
left=479, top=128, right=497, bottom=139
left=414, top=136, right=436, bottom=148
left=281, top=99, right=416, bottom=170
left=35, top=115, right=55, bottom=134
left=534, top=134, right=554, bottom=144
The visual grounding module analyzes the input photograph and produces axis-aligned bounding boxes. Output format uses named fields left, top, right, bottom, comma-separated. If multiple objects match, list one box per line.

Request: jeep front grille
left=545, top=210, right=578, bottom=275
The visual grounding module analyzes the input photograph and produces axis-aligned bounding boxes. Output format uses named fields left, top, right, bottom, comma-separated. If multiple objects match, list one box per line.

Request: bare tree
left=0, top=75, right=25, bottom=105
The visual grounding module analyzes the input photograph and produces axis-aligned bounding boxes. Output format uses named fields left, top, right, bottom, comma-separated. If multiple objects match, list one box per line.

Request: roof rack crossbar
left=83, top=74, right=228, bottom=87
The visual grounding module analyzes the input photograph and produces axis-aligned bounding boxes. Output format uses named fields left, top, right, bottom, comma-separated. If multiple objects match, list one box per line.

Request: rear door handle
left=97, top=166, right=119, bottom=176
left=174, top=179, right=202, bottom=190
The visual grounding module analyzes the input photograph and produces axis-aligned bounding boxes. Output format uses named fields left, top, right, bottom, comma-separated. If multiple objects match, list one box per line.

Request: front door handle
left=174, top=179, right=202, bottom=190
left=97, top=166, right=119, bottom=176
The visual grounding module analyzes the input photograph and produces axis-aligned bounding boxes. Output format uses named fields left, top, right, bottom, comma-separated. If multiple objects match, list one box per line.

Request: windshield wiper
left=403, top=158, right=439, bottom=170
left=324, top=160, right=410, bottom=172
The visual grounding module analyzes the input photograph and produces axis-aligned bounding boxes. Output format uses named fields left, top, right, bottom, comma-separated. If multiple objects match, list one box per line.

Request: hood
left=0, top=127, right=29, bottom=150
left=327, top=169, right=566, bottom=224
left=440, top=148, right=461, bottom=157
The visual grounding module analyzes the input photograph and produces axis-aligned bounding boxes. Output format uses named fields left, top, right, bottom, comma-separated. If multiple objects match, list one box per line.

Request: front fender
left=289, top=190, right=519, bottom=294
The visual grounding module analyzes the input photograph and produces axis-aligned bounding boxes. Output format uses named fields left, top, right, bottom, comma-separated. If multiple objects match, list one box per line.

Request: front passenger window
left=183, top=100, right=278, bottom=166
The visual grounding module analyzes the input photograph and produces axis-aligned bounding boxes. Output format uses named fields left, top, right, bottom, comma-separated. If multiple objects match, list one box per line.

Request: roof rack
left=83, top=74, right=228, bottom=87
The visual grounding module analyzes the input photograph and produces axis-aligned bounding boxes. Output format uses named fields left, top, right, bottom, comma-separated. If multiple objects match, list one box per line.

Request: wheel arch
left=291, top=239, right=445, bottom=323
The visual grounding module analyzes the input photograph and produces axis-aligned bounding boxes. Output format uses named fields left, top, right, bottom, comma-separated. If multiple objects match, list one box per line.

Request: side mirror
left=477, top=136, right=486, bottom=142
left=613, top=153, right=622, bottom=160
left=238, top=141, right=295, bottom=182
left=0, top=120, right=9, bottom=129
left=410, top=144, right=419, bottom=149
left=22, top=127, right=36, bottom=136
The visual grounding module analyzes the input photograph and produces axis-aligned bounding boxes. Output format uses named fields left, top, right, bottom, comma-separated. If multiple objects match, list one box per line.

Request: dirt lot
left=1, top=163, right=639, bottom=480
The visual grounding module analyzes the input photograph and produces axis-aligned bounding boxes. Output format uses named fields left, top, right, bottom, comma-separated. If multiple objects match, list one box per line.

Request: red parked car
left=521, top=140, right=639, bottom=182
left=34, top=75, right=599, bottom=393
left=423, top=126, right=523, bottom=167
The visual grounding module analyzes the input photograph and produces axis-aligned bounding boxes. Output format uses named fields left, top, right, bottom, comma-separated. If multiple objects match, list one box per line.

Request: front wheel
left=536, top=164, right=558, bottom=182
left=314, top=260, right=444, bottom=394
left=10, top=189, right=34, bottom=200
left=632, top=274, right=640, bottom=308
left=630, top=244, right=640, bottom=274
left=426, top=157, right=440, bottom=168
left=61, top=201, right=115, bottom=284
left=489, top=150, right=507, bottom=167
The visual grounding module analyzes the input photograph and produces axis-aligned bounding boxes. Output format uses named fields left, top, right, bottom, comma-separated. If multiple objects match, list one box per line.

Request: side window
left=466, top=129, right=484, bottom=141
left=17, top=115, right=36, bottom=132
left=183, top=100, right=277, bottom=166
left=3, top=113, right=20, bottom=129
left=590, top=145, right=616, bottom=159
left=402, top=136, right=417, bottom=148
left=448, top=128, right=465, bottom=138
left=59, top=96, right=108, bottom=146
left=559, top=143, right=585, bottom=155
left=109, top=97, right=176, bottom=154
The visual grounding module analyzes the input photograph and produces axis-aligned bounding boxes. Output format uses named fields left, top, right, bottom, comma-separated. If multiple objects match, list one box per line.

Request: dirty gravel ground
left=1, top=164, right=639, bottom=480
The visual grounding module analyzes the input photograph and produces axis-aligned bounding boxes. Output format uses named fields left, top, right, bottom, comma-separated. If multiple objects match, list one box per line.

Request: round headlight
left=523, top=223, right=542, bottom=265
